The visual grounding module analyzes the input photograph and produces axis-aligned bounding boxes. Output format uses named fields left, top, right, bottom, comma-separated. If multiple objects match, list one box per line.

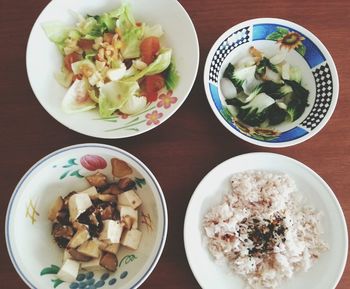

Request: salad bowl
left=204, top=18, right=338, bottom=147
left=26, top=0, right=199, bottom=138
left=6, top=144, right=168, bottom=289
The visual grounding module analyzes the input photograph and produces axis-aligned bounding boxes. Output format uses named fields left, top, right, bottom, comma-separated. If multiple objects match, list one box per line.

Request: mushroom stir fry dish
left=48, top=158, right=144, bottom=282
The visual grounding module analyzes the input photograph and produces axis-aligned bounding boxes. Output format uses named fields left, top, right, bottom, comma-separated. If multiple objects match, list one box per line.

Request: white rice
left=203, top=170, right=328, bottom=289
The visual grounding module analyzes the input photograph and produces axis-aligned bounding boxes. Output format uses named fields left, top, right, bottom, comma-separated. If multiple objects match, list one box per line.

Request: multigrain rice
left=203, top=171, right=327, bottom=289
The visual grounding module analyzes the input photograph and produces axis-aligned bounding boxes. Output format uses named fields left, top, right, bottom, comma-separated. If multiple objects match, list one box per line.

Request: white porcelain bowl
left=26, top=0, right=199, bottom=138
left=184, top=152, right=347, bottom=289
left=204, top=18, right=339, bottom=147
left=6, top=144, right=167, bottom=289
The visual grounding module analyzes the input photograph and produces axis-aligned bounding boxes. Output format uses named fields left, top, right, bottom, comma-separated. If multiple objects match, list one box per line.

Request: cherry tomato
left=145, top=91, right=158, bottom=102
left=77, top=39, right=94, bottom=51
left=142, top=74, right=165, bottom=102
left=140, top=37, right=160, bottom=64
left=64, top=52, right=82, bottom=72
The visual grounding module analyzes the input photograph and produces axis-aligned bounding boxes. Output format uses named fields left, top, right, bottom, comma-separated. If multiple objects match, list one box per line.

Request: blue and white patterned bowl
left=204, top=18, right=339, bottom=147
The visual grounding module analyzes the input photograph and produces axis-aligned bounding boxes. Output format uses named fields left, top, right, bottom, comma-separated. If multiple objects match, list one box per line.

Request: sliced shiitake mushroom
left=101, top=183, right=122, bottom=195
left=68, top=248, right=93, bottom=262
left=118, top=177, right=136, bottom=191
left=99, top=252, right=118, bottom=272
left=89, top=213, right=99, bottom=226
left=72, top=221, right=88, bottom=231
left=56, top=207, right=70, bottom=225
left=52, top=223, right=74, bottom=239
left=52, top=223, right=74, bottom=248
left=98, top=194, right=116, bottom=203
left=100, top=205, right=115, bottom=220
left=111, top=158, right=132, bottom=178
left=77, top=207, right=103, bottom=238
left=86, top=172, right=108, bottom=188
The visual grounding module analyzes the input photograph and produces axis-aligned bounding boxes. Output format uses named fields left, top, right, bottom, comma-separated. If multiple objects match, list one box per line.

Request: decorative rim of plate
left=5, top=143, right=168, bottom=289
left=184, top=152, right=348, bottom=289
left=204, top=18, right=339, bottom=147
left=26, top=0, right=199, bottom=139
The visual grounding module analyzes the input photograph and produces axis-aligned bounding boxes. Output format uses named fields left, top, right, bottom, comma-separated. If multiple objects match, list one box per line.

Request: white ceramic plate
left=26, top=0, right=199, bottom=138
left=184, top=153, right=347, bottom=289
left=6, top=144, right=168, bottom=289
left=204, top=18, right=339, bottom=147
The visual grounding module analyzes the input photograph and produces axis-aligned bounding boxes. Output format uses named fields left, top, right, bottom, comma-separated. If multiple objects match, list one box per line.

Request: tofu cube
left=57, top=259, right=80, bottom=282
left=79, top=186, right=99, bottom=199
left=117, top=190, right=142, bottom=209
left=120, top=206, right=138, bottom=229
left=121, top=229, right=142, bottom=250
left=81, top=256, right=102, bottom=271
left=68, top=228, right=90, bottom=249
left=77, top=240, right=100, bottom=258
left=101, top=242, right=120, bottom=255
left=99, top=220, right=123, bottom=243
left=69, top=193, right=92, bottom=222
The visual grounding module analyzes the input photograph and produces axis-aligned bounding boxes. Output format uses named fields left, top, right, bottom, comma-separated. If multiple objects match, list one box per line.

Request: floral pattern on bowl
left=40, top=255, right=135, bottom=289
left=95, top=90, right=177, bottom=133
left=6, top=144, right=167, bottom=289
left=204, top=18, right=339, bottom=147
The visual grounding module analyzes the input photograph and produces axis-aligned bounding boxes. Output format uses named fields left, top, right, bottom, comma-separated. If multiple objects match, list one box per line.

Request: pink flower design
left=157, top=91, right=178, bottom=109
left=146, top=110, right=163, bottom=126
left=80, top=155, right=107, bottom=171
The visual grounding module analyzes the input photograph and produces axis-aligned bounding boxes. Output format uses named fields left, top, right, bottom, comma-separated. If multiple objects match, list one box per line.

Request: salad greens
left=42, top=3, right=179, bottom=117
left=99, top=80, right=139, bottom=117
left=221, top=46, right=309, bottom=127
left=126, top=49, right=172, bottom=82
left=164, top=61, right=180, bottom=90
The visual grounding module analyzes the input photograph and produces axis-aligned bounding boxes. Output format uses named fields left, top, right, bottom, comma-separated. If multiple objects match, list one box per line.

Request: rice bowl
left=203, top=170, right=327, bottom=289
left=184, top=153, right=348, bottom=289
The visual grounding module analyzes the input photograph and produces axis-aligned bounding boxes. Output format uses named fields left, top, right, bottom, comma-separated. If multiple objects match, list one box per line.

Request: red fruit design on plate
left=80, top=155, right=107, bottom=171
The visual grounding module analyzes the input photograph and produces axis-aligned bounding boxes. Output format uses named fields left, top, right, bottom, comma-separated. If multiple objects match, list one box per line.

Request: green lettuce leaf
left=164, top=60, right=179, bottom=90
left=71, top=59, right=96, bottom=75
left=126, top=49, right=172, bottom=81
left=55, top=66, right=73, bottom=88
left=115, top=4, right=136, bottom=28
left=42, top=21, right=70, bottom=43
left=62, top=79, right=96, bottom=113
left=99, top=13, right=117, bottom=32
left=116, top=4, right=143, bottom=59
left=77, top=17, right=98, bottom=34
left=119, top=95, right=147, bottom=115
left=121, top=26, right=143, bottom=59
left=99, top=80, right=139, bottom=117
left=143, top=24, right=163, bottom=38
